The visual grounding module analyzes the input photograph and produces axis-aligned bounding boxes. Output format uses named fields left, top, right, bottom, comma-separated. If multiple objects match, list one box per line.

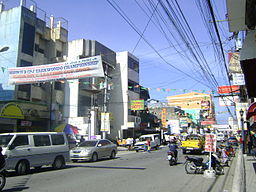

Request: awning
left=246, top=102, right=256, bottom=120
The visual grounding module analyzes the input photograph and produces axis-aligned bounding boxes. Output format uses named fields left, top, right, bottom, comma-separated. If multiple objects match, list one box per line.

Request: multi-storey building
left=167, top=92, right=215, bottom=128
left=110, top=51, right=141, bottom=139
left=66, top=39, right=116, bottom=139
left=0, top=0, right=67, bottom=132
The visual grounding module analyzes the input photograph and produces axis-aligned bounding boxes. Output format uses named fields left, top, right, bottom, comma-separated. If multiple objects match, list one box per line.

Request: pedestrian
left=80, top=136, right=85, bottom=143
left=239, top=136, right=243, bottom=151
left=146, top=138, right=151, bottom=152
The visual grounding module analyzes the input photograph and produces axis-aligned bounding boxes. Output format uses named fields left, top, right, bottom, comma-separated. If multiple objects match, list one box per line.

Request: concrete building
left=167, top=92, right=215, bottom=127
left=110, top=51, right=141, bottom=139
left=65, top=39, right=116, bottom=139
left=0, top=0, right=68, bottom=132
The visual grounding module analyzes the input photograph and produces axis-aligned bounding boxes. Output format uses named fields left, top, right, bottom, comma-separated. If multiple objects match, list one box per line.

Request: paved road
left=3, top=147, right=229, bottom=192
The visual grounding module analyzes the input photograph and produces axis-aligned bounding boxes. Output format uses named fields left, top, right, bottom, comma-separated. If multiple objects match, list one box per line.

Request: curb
left=232, top=150, right=245, bottom=192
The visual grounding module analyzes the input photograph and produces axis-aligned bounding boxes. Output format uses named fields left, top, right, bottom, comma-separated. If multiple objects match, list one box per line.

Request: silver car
left=70, top=139, right=117, bottom=162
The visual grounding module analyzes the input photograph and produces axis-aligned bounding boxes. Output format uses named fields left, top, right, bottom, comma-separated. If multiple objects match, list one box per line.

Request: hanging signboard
left=218, top=85, right=240, bottom=94
left=130, top=100, right=144, bottom=110
left=100, top=112, right=110, bottom=132
left=204, top=134, right=217, bottom=152
left=8, top=56, right=104, bottom=84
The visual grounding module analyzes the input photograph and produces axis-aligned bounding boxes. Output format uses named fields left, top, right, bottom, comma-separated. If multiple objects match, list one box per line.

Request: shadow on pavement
left=68, top=164, right=146, bottom=170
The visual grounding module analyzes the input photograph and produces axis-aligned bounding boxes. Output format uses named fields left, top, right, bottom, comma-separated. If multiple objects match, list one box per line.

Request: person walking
left=80, top=136, right=85, bottom=143
left=146, top=138, right=151, bottom=152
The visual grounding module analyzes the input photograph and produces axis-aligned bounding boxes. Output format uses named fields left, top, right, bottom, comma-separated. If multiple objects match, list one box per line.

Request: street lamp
left=239, top=109, right=245, bottom=154
left=0, top=46, right=9, bottom=53
left=87, top=110, right=91, bottom=140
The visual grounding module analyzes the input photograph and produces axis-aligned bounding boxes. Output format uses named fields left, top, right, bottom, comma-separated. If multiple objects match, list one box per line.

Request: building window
left=128, top=79, right=140, bottom=93
left=56, top=50, right=62, bottom=57
left=54, top=81, right=62, bottom=90
left=35, top=44, right=44, bottom=54
left=20, top=60, right=32, bottom=67
left=128, top=57, right=139, bottom=73
left=22, top=23, right=35, bottom=56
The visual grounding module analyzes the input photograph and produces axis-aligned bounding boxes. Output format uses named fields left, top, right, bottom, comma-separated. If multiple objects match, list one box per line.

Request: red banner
left=218, top=85, right=240, bottom=94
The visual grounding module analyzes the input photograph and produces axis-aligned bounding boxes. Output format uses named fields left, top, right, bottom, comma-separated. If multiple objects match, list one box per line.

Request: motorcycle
left=0, top=164, right=6, bottom=191
left=167, top=151, right=177, bottom=166
left=184, top=155, right=224, bottom=175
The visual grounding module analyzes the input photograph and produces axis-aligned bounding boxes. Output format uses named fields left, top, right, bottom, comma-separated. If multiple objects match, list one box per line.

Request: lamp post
left=87, top=111, right=91, bottom=140
left=239, top=109, right=245, bottom=154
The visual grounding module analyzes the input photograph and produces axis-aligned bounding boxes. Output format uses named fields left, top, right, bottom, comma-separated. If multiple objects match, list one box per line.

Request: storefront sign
left=130, top=100, right=144, bottom=110
left=0, top=103, right=24, bottom=119
left=218, top=85, right=240, bottom=94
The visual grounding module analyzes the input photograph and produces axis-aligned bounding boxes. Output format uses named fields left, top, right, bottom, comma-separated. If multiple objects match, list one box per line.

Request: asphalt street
left=2, top=146, right=230, bottom=192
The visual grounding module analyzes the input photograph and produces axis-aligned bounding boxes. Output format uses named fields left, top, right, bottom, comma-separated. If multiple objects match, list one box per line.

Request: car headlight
left=80, top=150, right=90, bottom=156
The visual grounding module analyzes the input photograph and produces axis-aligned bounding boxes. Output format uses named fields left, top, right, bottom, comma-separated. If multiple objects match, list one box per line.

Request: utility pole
left=102, top=65, right=109, bottom=139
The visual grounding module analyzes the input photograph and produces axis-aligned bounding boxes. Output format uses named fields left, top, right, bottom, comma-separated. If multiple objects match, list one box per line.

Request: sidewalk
left=224, top=149, right=256, bottom=192
left=244, top=153, right=256, bottom=192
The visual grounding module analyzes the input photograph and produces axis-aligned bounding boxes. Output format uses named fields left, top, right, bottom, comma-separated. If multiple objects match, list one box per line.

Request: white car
left=70, top=139, right=117, bottom=162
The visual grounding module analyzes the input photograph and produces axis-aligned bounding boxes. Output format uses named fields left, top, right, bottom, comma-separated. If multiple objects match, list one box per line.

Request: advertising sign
left=161, top=108, right=167, bottom=128
left=218, top=85, right=240, bottom=94
left=228, top=52, right=242, bottom=73
left=219, top=96, right=239, bottom=106
left=232, top=73, right=245, bottom=85
left=205, top=134, right=216, bottom=152
left=167, top=120, right=180, bottom=134
left=8, top=56, right=104, bottom=84
left=130, top=100, right=145, bottom=110
left=101, top=113, right=110, bottom=132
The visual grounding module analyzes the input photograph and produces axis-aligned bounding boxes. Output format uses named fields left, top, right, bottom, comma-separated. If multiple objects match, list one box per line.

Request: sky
left=19, top=0, right=235, bottom=124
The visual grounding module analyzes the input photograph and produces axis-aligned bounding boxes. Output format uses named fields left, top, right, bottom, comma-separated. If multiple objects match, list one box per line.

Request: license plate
left=168, top=155, right=172, bottom=160
left=73, top=155, right=80, bottom=158
left=187, top=148, right=193, bottom=150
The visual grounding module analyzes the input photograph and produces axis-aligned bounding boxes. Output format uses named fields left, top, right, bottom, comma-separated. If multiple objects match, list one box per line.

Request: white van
left=134, top=134, right=160, bottom=151
left=0, top=132, right=70, bottom=175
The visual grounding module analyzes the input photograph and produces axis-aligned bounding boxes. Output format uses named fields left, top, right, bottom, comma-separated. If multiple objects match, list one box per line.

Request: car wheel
left=110, top=150, right=116, bottom=159
left=16, top=160, right=29, bottom=175
left=53, top=156, right=65, bottom=169
left=91, top=153, right=98, bottom=162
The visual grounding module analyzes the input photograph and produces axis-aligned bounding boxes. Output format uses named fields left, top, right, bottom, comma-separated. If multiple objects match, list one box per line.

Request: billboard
left=218, top=85, right=240, bottom=94
left=232, top=73, right=245, bottom=85
left=130, top=100, right=144, bottom=110
left=228, top=52, right=242, bottom=73
left=8, top=56, right=104, bottom=84
left=219, top=96, right=239, bottom=106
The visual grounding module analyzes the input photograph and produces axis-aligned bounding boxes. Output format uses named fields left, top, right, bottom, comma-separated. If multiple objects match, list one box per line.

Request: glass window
left=22, top=23, right=35, bottom=56
left=51, top=135, right=65, bottom=145
left=34, top=135, right=50, bottom=147
left=20, top=60, right=32, bottom=67
left=0, top=135, right=13, bottom=147
left=11, top=135, right=29, bottom=147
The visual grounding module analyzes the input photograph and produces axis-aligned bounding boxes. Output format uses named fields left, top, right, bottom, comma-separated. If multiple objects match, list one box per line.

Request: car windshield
left=78, top=140, right=98, bottom=147
left=0, top=135, right=13, bottom=147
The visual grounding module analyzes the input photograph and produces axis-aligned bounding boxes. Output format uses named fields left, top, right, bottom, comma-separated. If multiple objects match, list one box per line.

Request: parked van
left=134, top=134, right=160, bottom=151
left=0, top=132, right=70, bottom=175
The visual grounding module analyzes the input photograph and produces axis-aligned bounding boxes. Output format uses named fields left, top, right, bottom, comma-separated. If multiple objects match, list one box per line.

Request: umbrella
left=54, top=124, right=80, bottom=135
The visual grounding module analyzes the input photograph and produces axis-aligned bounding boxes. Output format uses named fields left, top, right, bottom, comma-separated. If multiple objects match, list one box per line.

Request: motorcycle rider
left=168, top=138, right=178, bottom=160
